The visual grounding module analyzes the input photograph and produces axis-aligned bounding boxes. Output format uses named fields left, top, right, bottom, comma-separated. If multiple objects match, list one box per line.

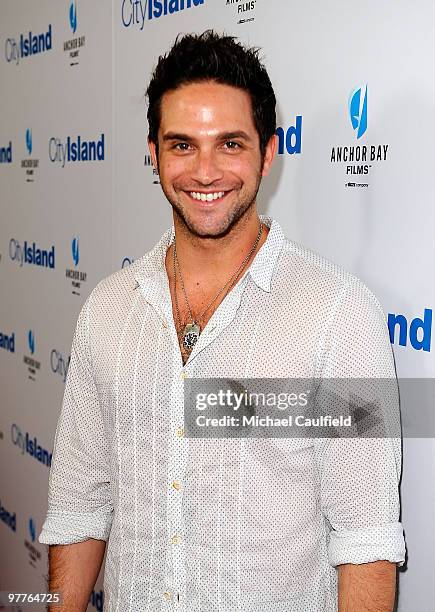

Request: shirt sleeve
left=314, top=279, right=406, bottom=567
left=38, top=290, right=113, bottom=545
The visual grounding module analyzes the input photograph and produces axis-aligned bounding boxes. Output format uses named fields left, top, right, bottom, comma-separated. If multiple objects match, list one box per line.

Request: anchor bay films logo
left=144, top=147, right=160, bottom=184
left=66, top=236, right=87, bottom=296
left=23, top=329, right=41, bottom=382
left=21, top=128, right=39, bottom=182
left=25, top=517, right=41, bottom=569
left=63, top=1, right=86, bottom=67
left=330, top=85, right=389, bottom=189
left=225, top=0, right=257, bottom=25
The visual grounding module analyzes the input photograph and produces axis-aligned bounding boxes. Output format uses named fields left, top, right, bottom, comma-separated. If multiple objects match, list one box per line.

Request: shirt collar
left=132, top=214, right=284, bottom=294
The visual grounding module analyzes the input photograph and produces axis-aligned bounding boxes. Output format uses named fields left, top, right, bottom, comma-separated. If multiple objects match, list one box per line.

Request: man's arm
left=314, top=281, right=406, bottom=606
left=48, top=539, right=106, bottom=611
left=39, top=293, right=113, bottom=593
left=338, top=561, right=396, bottom=612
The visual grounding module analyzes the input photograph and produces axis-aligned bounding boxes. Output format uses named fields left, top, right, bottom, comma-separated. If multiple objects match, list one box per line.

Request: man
left=39, top=31, right=405, bottom=611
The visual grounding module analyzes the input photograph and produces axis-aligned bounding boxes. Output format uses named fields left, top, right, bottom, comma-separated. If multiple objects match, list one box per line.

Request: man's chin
left=181, top=217, right=235, bottom=239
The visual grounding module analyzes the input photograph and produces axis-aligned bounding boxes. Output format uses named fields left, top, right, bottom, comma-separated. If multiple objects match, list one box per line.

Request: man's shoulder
left=84, top=246, right=161, bottom=323
left=277, top=235, right=384, bottom=314
left=90, top=257, right=145, bottom=302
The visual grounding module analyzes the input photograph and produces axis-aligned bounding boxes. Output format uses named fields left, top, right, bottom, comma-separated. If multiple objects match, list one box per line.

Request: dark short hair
left=146, top=30, right=276, bottom=157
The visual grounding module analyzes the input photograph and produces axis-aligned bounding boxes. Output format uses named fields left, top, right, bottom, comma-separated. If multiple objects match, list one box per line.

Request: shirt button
left=172, top=480, right=181, bottom=491
left=171, top=535, right=181, bottom=545
left=162, top=319, right=168, bottom=328
left=180, top=370, right=188, bottom=379
left=175, top=426, right=184, bottom=438
left=163, top=591, right=171, bottom=601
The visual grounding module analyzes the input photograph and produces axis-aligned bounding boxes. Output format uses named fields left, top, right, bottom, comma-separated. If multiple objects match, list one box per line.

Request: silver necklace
left=173, top=222, right=263, bottom=352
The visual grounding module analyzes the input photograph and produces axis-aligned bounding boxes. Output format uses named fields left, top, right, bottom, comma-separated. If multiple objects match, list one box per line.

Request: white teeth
left=189, top=191, right=225, bottom=201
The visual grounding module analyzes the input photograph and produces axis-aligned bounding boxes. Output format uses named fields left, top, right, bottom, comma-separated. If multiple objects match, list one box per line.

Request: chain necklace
left=173, top=222, right=263, bottom=352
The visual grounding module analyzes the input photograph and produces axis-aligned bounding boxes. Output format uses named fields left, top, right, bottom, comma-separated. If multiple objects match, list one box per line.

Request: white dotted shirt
left=39, top=216, right=406, bottom=611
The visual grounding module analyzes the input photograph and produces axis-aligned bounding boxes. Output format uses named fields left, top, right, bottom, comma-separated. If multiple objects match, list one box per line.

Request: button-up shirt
left=39, top=215, right=406, bottom=611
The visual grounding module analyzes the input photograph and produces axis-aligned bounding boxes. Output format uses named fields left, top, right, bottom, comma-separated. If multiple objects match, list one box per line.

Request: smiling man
left=39, top=31, right=405, bottom=611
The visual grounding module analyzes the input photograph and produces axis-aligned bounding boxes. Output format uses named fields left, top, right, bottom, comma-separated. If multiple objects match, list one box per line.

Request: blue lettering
left=10, top=240, right=55, bottom=269
left=0, top=141, right=12, bottom=163
left=122, top=0, right=203, bottom=26
left=388, top=309, right=432, bottom=352
left=90, top=590, right=104, bottom=612
left=52, top=134, right=105, bottom=165
left=6, top=25, right=51, bottom=63
left=276, top=116, right=303, bottom=155
left=0, top=331, right=15, bottom=353
left=0, top=500, right=17, bottom=532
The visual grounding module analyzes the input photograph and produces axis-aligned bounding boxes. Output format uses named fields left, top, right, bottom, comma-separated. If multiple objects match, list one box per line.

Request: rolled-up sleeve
left=39, top=291, right=113, bottom=545
left=314, top=279, right=406, bottom=567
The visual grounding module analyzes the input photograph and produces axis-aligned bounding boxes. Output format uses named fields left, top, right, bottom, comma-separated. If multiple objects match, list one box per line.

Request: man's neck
left=165, top=208, right=269, bottom=290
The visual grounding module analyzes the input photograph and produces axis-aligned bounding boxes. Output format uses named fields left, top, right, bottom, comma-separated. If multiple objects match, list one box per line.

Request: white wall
left=0, top=1, right=433, bottom=609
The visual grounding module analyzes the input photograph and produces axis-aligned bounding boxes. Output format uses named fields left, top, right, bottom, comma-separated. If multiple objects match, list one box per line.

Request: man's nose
left=190, top=149, right=224, bottom=185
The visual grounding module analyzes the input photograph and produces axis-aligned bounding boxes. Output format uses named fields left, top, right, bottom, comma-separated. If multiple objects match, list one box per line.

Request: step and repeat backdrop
left=1, top=1, right=434, bottom=610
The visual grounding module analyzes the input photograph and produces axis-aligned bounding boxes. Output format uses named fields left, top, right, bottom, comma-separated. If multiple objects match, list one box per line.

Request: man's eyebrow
left=162, top=132, right=193, bottom=142
left=218, top=131, right=252, bottom=141
left=161, top=131, right=253, bottom=142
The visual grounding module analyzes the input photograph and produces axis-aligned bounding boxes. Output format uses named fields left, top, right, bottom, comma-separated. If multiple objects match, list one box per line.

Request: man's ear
left=261, top=134, right=278, bottom=177
left=148, top=137, right=158, bottom=171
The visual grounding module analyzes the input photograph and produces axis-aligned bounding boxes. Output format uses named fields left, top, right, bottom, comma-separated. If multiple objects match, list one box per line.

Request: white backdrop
left=1, top=1, right=434, bottom=610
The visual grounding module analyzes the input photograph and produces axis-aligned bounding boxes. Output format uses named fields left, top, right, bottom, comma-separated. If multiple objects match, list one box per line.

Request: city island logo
left=66, top=236, right=87, bottom=296
left=23, top=329, right=41, bottom=381
left=11, top=423, right=52, bottom=467
left=25, top=517, right=41, bottom=568
left=0, top=499, right=16, bottom=533
left=49, top=133, right=105, bottom=166
left=63, top=1, right=86, bottom=67
left=50, top=348, right=71, bottom=383
left=122, top=256, right=135, bottom=268
left=225, top=0, right=256, bottom=25
left=9, top=238, right=56, bottom=269
left=4, top=24, right=52, bottom=65
left=0, top=140, right=12, bottom=164
left=0, top=328, right=15, bottom=353
left=122, top=0, right=205, bottom=29
left=21, top=128, right=39, bottom=182
left=330, top=85, right=389, bottom=188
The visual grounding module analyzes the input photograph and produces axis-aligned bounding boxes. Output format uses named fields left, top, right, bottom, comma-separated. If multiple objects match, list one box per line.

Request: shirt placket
left=137, top=265, right=254, bottom=610
left=163, top=343, right=188, bottom=610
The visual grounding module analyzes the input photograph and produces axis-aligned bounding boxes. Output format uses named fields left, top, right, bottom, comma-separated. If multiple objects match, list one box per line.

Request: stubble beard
left=161, top=173, right=263, bottom=240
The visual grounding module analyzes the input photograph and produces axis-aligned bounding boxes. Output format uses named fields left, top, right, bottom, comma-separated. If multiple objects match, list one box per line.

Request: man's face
left=149, top=81, right=276, bottom=238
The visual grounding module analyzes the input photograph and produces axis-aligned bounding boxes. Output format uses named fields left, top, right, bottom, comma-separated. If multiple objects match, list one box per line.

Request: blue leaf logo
left=25, top=129, right=32, bottom=155
left=69, top=2, right=77, bottom=34
left=349, top=85, right=368, bottom=139
left=28, top=518, right=36, bottom=542
left=72, top=237, right=79, bottom=266
left=28, top=330, right=35, bottom=355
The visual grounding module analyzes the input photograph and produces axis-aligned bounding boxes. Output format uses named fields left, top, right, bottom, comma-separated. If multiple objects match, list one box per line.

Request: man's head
left=146, top=31, right=277, bottom=238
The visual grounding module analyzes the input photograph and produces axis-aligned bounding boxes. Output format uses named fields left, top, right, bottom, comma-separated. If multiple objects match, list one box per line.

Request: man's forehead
left=159, top=81, right=256, bottom=134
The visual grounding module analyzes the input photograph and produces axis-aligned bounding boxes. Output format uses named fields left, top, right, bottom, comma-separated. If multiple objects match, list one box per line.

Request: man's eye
left=224, top=141, right=241, bottom=150
left=174, top=143, right=191, bottom=151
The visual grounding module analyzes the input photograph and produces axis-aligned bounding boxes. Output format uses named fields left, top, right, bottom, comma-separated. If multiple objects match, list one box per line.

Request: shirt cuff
left=38, top=506, right=113, bottom=545
left=328, top=522, right=406, bottom=567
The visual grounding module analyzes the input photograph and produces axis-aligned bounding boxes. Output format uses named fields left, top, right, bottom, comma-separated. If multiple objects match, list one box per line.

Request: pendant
left=183, top=322, right=201, bottom=350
